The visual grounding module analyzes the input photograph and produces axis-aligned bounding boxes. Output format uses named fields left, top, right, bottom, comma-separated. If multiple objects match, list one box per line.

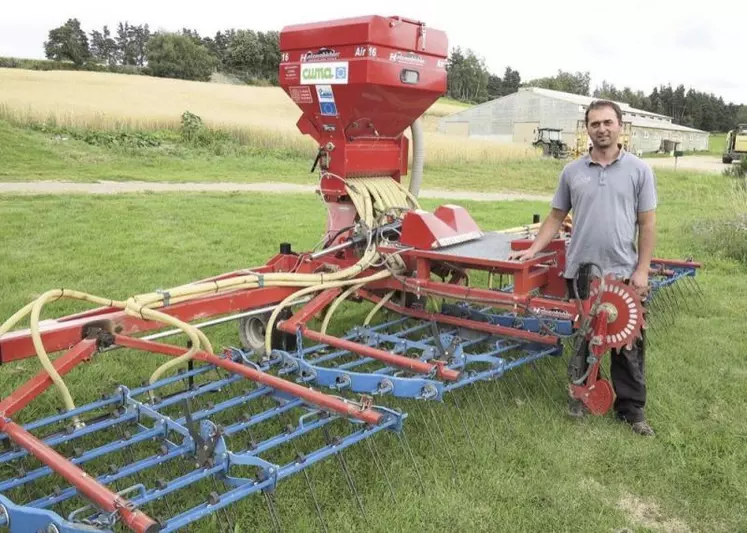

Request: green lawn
left=0, top=183, right=745, bottom=532
left=709, top=132, right=727, bottom=155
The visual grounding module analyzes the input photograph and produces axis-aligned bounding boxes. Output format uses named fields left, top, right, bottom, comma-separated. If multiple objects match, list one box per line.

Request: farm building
left=437, top=87, right=709, bottom=154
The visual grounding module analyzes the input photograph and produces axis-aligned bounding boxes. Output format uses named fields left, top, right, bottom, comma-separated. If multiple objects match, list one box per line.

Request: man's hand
left=630, top=268, right=649, bottom=298
left=508, top=248, right=537, bottom=261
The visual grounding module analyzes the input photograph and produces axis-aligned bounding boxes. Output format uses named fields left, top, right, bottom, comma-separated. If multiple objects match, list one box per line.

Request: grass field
left=0, top=119, right=560, bottom=193
left=709, top=133, right=727, bottom=155
left=0, top=177, right=745, bottom=532
left=1, top=67, right=746, bottom=533
left=0, top=68, right=538, bottom=165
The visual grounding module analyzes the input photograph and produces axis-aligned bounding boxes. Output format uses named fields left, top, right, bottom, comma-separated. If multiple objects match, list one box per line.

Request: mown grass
left=0, top=183, right=745, bottom=532
left=0, top=119, right=556, bottom=194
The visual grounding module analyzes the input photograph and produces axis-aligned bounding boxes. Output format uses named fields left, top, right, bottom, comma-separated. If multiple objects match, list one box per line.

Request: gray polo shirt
left=551, top=149, right=657, bottom=280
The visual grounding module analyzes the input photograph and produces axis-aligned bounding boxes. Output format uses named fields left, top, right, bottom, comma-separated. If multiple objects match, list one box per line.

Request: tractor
left=723, top=124, right=747, bottom=164
left=533, top=127, right=569, bottom=159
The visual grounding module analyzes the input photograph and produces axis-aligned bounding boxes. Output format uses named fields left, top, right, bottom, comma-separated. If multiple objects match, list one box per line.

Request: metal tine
left=408, top=401, right=444, bottom=464
left=263, top=490, right=283, bottom=533
left=691, top=276, right=706, bottom=303
left=453, top=388, right=482, bottom=450
left=530, top=361, right=563, bottom=413
left=452, top=387, right=482, bottom=438
left=417, top=401, right=458, bottom=477
left=395, top=429, right=427, bottom=495
left=211, top=477, right=236, bottom=533
left=281, top=412, right=330, bottom=533
left=452, top=394, right=477, bottom=457
left=468, top=381, right=506, bottom=447
left=506, top=361, right=542, bottom=419
left=364, top=437, right=397, bottom=506
left=664, top=283, right=684, bottom=313
left=673, top=279, right=694, bottom=312
left=296, top=455, right=330, bottom=533
left=322, top=427, right=368, bottom=526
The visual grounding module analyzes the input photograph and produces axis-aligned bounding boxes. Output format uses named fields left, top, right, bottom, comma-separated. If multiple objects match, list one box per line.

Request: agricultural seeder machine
left=0, top=15, right=702, bottom=533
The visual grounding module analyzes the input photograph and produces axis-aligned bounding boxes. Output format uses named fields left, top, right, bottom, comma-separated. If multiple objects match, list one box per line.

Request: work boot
left=568, top=398, right=588, bottom=418
left=629, top=420, right=656, bottom=437
left=616, top=413, right=656, bottom=437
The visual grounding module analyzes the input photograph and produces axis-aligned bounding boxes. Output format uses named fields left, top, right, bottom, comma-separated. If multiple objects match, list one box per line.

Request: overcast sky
left=2, top=0, right=745, bottom=104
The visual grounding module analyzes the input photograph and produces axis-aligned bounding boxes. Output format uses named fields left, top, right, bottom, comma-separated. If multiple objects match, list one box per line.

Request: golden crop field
left=0, top=68, right=539, bottom=163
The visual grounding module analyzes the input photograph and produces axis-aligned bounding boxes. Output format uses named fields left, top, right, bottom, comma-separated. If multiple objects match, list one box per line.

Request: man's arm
left=630, top=165, right=658, bottom=295
left=508, top=166, right=571, bottom=261
left=507, top=208, right=568, bottom=260
left=630, top=210, right=656, bottom=293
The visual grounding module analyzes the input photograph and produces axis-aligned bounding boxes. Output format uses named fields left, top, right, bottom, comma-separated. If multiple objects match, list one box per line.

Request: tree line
left=42, top=18, right=281, bottom=84
left=39, top=19, right=744, bottom=131
left=445, top=48, right=744, bottom=132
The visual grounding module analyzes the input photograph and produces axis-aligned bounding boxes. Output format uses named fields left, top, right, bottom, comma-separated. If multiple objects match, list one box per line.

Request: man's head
left=585, top=100, right=623, bottom=150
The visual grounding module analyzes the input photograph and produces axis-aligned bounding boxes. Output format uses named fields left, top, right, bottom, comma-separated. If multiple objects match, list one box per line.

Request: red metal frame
left=112, top=335, right=384, bottom=425
left=0, top=417, right=160, bottom=532
left=0, top=339, right=97, bottom=418
left=276, top=288, right=461, bottom=381
left=356, top=289, right=561, bottom=346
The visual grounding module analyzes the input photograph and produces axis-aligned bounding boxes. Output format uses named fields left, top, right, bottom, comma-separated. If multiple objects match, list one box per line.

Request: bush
left=0, top=56, right=144, bottom=75
left=29, top=122, right=161, bottom=148
left=145, top=34, right=217, bottom=82
left=723, top=158, right=747, bottom=179
left=693, top=173, right=747, bottom=265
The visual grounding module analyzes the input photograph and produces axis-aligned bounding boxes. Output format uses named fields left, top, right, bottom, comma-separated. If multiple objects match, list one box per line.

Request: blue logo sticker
left=320, top=101, right=337, bottom=116
left=335, top=67, right=347, bottom=79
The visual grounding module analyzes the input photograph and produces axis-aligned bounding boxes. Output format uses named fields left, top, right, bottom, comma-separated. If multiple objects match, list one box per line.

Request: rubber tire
left=723, top=156, right=733, bottom=164
left=238, top=312, right=271, bottom=355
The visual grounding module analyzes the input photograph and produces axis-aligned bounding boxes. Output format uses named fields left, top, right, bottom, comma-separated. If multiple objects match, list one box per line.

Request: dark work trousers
left=566, top=278, right=647, bottom=422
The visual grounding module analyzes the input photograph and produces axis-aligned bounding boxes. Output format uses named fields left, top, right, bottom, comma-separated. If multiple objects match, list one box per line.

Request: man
left=508, top=100, right=657, bottom=437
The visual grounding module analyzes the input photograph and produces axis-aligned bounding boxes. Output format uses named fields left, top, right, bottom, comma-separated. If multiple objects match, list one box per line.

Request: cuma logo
left=300, top=62, right=349, bottom=85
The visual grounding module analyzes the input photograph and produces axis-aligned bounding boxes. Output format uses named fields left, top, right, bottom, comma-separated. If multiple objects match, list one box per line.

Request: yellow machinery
left=723, top=124, right=747, bottom=164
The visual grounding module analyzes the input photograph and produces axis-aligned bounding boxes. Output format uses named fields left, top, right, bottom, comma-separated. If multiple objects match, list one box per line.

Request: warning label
left=289, top=86, right=313, bottom=104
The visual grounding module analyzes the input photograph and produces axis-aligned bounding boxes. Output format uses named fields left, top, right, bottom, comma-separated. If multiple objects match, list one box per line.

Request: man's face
left=586, top=107, right=621, bottom=149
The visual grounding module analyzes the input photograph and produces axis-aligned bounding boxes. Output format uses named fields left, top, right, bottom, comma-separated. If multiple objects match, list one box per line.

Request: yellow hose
left=0, top=176, right=419, bottom=414
left=364, top=290, right=395, bottom=326
left=320, top=282, right=366, bottom=336
left=262, top=269, right=395, bottom=355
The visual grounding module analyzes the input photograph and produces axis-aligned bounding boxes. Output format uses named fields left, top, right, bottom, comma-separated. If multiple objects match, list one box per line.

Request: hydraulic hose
left=0, top=174, right=418, bottom=415
left=408, top=116, right=425, bottom=198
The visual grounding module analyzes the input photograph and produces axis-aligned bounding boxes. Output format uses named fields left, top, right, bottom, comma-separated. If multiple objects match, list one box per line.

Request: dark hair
left=585, top=100, right=623, bottom=125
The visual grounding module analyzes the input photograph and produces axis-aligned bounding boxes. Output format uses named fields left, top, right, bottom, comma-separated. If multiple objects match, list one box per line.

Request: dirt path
left=0, top=181, right=553, bottom=202
left=646, top=155, right=725, bottom=174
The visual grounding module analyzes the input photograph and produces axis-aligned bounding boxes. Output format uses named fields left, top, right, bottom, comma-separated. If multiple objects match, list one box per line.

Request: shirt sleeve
left=638, top=164, right=658, bottom=212
left=551, top=167, right=572, bottom=211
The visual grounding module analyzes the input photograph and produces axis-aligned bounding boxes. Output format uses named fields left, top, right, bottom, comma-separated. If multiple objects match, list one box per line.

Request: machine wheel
left=723, top=156, right=733, bottom=164
left=238, top=312, right=271, bottom=355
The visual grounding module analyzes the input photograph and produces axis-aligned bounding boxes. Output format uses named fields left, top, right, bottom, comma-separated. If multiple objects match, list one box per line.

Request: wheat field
left=0, top=68, right=539, bottom=163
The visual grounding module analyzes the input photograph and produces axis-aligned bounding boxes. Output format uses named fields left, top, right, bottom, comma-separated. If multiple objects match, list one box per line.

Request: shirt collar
left=583, top=144, right=626, bottom=166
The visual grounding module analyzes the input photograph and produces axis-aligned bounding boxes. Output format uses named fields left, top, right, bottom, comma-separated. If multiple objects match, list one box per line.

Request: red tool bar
left=358, top=290, right=560, bottom=346
left=274, top=290, right=462, bottom=381
left=0, top=286, right=296, bottom=364
left=0, top=418, right=160, bottom=532
left=280, top=288, right=342, bottom=331
left=379, top=277, right=579, bottom=318
left=112, top=335, right=384, bottom=426
left=0, top=339, right=97, bottom=419
left=292, top=326, right=461, bottom=381
left=650, top=258, right=702, bottom=268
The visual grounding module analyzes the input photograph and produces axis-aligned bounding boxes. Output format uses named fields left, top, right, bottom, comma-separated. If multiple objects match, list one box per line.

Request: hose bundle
left=0, top=175, right=420, bottom=415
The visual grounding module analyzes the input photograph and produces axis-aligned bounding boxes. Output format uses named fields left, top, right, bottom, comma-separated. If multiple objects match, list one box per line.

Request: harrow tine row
left=0, top=344, right=404, bottom=533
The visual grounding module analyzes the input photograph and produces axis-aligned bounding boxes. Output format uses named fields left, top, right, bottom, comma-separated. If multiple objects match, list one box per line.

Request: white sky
left=2, top=0, right=745, bottom=104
